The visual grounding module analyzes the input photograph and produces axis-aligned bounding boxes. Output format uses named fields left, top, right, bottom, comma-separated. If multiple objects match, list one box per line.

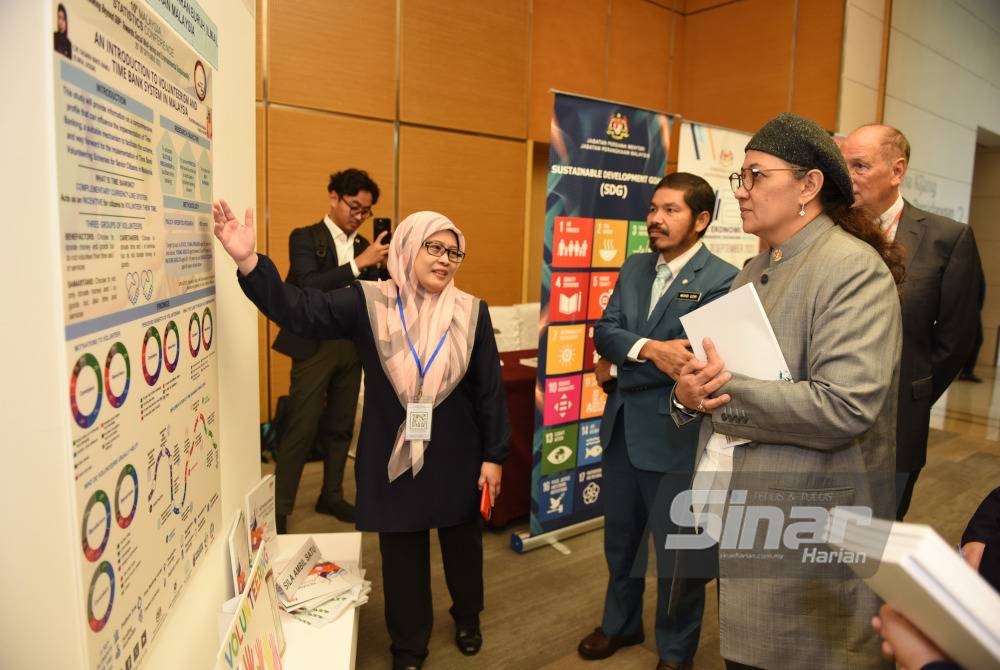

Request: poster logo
left=607, top=112, right=630, bottom=141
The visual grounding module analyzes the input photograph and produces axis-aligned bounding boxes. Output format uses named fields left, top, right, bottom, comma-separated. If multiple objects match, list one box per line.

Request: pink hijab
left=359, top=212, right=479, bottom=481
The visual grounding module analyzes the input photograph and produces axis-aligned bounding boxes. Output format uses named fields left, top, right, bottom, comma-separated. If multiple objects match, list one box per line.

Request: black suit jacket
left=895, top=201, right=982, bottom=471
left=271, top=220, right=382, bottom=360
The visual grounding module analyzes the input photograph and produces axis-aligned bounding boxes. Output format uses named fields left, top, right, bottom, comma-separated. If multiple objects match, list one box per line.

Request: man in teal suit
left=578, top=172, right=737, bottom=670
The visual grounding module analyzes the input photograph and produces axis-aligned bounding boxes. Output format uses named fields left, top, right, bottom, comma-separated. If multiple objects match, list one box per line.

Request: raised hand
left=212, top=198, right=259, bottom=274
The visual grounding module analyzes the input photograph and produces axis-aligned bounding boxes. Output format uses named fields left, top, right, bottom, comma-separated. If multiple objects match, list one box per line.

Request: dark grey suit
left=895, top=201, right=982, bottom=517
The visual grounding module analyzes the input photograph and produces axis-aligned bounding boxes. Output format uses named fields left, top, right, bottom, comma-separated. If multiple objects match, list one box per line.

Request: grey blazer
left=695, top=215, right=901, bottom=669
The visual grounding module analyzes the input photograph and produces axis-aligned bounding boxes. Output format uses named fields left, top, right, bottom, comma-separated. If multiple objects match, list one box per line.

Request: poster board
left=55, top=1, right=222, bottom=667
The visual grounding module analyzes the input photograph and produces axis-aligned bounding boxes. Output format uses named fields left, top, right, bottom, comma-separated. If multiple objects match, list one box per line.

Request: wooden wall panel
left=400, top=1, right=529, bottom=138
left=255, top=0, right=263, bottom=100
left=268, top=0, right=396, bottom=119
left=529, top=0, right=609, bottom=142
left=791, top=0, right=845, bottom=130
left=265, top=107, right=395, bottom=409
left=266, top=107, right=395, bottom=273
left=256, top=104, right=269, bottom=420
left=526, top=142, right=549, bottom=303
left=680, top=0, right=795, bottom=133
left=607, top=0, right=676, bottom=114
left=683, top=0, right=734, bottom=12
left=397, top=126, right=527, bottom=306
left=668, top=14, right=685, bottom=113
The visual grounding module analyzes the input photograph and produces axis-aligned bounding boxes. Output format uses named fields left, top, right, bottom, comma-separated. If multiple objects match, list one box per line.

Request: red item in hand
left=480, top=485, right=492, bottom=521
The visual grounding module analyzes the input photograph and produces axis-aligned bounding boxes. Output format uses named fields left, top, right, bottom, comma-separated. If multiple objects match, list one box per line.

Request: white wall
left=840, top=0, right=1000, bottom=221
left=0, top=1, right=260, bottom=668
left=838, top=0, right=886, bottom=134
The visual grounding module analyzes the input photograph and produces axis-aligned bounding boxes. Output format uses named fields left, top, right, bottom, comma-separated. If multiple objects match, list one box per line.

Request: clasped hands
left=672, top=338, right=732, bottom=414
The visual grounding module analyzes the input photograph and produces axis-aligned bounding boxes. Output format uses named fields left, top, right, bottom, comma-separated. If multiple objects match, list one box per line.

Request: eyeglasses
left=341, top=198, right=373, bottom=220
left=422, top=240, right=466, bottom=263
left=729, top=167, right=806, bottom=193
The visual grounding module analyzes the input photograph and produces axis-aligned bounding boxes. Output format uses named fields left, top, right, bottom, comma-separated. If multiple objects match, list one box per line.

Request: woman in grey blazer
left=673, top=113, right=905, bottom=670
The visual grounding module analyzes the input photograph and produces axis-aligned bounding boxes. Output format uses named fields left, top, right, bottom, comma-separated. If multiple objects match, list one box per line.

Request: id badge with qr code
left=405, top=402, right=433, bottom=441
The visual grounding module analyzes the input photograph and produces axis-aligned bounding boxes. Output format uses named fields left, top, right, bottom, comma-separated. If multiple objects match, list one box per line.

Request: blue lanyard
left=397, top=297, right=448, bottom=380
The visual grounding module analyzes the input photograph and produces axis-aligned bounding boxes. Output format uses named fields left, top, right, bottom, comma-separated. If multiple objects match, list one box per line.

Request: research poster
left=676, top=121, right=758, bottom=267
left=531, top=93, right=672, bottom=536
left=54, top=1, right=220, bottom=668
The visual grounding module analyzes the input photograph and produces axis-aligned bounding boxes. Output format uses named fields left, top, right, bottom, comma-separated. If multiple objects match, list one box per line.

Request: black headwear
left=745, top=112, right=854, bottom=208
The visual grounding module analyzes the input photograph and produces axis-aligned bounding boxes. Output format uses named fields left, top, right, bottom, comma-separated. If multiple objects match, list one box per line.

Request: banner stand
left=522, top=91, right=674, bottom=550
left=510, top=516, right=604, bottom=554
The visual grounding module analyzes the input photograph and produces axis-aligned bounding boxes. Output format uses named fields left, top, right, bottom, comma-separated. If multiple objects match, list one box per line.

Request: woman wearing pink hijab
left=213, top=200, right=510, bottom=670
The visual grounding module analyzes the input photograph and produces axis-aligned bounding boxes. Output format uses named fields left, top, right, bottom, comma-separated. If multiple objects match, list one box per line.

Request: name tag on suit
left=677, top=291, right=702, bottom=302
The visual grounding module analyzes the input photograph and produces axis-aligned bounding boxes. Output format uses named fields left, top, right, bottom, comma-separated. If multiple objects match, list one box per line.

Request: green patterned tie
left=648, top=264, right=673, bottom=317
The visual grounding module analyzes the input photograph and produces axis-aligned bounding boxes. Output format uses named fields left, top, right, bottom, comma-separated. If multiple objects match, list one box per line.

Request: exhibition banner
left=54, top=1, right=220, bottom=668
left=676, top=121, right=759, bottom=267
left=530, top=93, right=672, bottom=536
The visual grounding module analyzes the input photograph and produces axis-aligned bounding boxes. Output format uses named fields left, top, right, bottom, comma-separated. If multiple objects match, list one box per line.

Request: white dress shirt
left=323, top=214, right=360, bottom=278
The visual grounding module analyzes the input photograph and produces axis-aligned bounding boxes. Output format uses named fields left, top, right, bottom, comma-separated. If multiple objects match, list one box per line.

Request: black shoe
left=315, top=498, right=356, bottom=523
left=578, top=626, right=645, bottom=660
left=959, top=373, right=984, bottom=383
left=275, top=514, right=287, bottom=535
left=455, top=623, right=482, bottom=656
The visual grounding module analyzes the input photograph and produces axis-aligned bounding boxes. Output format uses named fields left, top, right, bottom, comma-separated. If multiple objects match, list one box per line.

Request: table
left=272, top=532, right=363, bottom=670
left=489, top=349, right=537, bottom=527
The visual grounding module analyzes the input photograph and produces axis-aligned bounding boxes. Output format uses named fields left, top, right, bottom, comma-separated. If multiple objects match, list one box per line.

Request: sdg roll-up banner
left=530, top=93, right=673, bottom=536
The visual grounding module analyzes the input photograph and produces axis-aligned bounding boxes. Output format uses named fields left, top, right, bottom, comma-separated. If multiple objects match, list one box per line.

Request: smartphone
left=373, top=217, right=392, bottom=244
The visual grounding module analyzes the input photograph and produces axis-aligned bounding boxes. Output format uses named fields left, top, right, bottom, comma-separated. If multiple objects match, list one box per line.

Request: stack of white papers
left=827, top=509, right=1000, bottom=670
left=273, top=536, right=371, bottom=628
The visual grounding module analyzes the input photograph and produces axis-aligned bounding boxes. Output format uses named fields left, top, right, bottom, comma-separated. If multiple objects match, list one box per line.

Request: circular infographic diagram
left=81, top=490, right=111, bottom=562
left=114, top=464, right=139, bottom=529
left=103, top=342, right=131, bottom=408
left=70, top=353, right=102, bottom=428
left=201, top=307, right=214, bottom=351
left=142, top=326, right=162, bottom=385
left=87, top=561, right=116, bottom=633
left=163, top=320, right=180, bottom=373
left=188, top=311, right=201, bottom=357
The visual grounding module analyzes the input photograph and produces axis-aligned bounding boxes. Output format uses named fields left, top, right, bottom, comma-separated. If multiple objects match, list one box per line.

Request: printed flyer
left=55, top=1, right=221, bottom=668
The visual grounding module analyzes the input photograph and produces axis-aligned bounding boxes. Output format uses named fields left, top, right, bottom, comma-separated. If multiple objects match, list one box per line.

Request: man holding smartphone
left=271, top=168, right=390, bottom=533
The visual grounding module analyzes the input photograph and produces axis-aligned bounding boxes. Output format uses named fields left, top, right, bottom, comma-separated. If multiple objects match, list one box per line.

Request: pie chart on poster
left=87, top=561, right=115, bottom=633
left=163, top=320, right=180, bottom=373
left=103, top=341, right=130, bottom=408
left=188, top=311, right=201, bottom=357
left=201, top=307, right=214, bottom=351
left=115, top=464, right=139, bottom=529
left=81, top=490, right=111, bottom=562
left=70, top=353, right=102, bottom=428
left=142, top=326, right=162, bottom=386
